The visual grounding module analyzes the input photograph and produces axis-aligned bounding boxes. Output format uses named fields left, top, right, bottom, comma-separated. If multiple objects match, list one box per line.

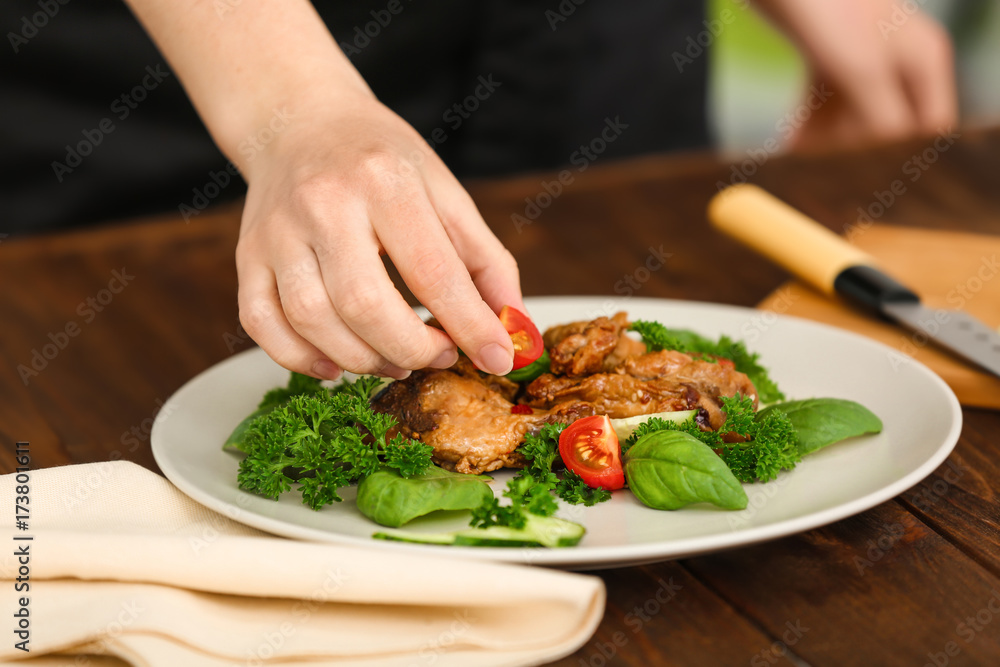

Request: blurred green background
left=708, top=0, right=1000, bottom=154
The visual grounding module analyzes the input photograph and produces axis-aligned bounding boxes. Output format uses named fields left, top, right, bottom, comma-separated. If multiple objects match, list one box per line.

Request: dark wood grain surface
left=3, top=127, right=1000, bottom=666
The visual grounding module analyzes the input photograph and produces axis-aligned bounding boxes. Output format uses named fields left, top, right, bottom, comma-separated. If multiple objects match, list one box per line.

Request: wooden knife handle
left=707, top=184, right=875, bottom=296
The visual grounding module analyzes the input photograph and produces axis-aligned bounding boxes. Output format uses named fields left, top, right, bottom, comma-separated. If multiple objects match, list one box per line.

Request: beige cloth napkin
left=0, top=462, right=604, bottom=666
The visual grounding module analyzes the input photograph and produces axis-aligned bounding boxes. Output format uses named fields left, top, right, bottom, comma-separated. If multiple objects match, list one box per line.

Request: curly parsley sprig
left=624, top=394, right=799, bottom=482
left=237, top=375, right=432, bottom=509
left=468, top=422, right=611, bottom=530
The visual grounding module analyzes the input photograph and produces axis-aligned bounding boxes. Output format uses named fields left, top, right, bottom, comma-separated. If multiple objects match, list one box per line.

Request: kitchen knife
left=708, top=184, right=1000, bottom=379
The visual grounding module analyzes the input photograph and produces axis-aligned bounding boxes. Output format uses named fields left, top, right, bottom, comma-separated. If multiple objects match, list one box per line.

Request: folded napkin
left=0, top=462, right=604, bottom=666
left=757, top=224, right=1000, bottom=409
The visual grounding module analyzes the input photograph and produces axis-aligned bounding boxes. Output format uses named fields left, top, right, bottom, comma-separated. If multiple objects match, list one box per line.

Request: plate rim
left=152, top=295, right=963, bottom=568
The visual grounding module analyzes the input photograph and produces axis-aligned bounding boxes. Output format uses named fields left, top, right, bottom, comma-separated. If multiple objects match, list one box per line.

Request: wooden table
left=4, top=128, right=1000, bottom=666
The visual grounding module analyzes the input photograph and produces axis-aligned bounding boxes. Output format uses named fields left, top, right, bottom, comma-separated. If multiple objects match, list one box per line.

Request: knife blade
left=707, top=184, right=1000, bottom=378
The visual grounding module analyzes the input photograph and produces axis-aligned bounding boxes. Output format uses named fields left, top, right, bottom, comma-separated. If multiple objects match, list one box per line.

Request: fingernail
left=429, top=348, right=459, bottom=369
left=380, top=363, right=412, bottom=380
left=311, top=359, right=342, bottom=380
left=478, top=343, right=513, bottom=376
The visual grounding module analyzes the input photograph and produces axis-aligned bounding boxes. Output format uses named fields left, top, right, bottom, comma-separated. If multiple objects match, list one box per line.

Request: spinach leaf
left=624, top=430, right=748, bottom=510
left=356, top=466, right=494, bottom=528
left=757, top=398, right=882, bottom=456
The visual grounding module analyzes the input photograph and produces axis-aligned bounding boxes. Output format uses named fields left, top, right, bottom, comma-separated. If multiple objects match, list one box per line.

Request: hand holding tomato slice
left=498, top=306, right=544, bottom=370
left=558, top=415, right=625, bottom=491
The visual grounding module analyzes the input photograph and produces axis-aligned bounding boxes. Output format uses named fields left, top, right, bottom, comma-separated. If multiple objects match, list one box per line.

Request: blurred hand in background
left=756, top=0, right=958, bottom=151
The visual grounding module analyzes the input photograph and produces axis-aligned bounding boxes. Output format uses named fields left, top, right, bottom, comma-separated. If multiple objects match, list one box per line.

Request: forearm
left=750, top=0, right=884, bottom=71
left=123, top=0, right=373, bottom=176
left=749, top=0, right=955, bottom=147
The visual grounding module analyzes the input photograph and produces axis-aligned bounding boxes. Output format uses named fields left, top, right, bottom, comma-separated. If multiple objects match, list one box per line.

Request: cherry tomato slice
left=558, top=415, right=625, bottom=491
left=498, top=305, right=544, bottom=370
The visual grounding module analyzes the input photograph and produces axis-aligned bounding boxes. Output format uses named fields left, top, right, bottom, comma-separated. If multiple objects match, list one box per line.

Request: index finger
left=372, top=182, right=515, bottom=376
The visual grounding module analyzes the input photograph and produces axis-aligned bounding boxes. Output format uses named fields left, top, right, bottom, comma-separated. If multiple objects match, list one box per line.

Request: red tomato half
left=558, top=415, right=625, bottom=490
left=498, top=306, right=544, bottom=370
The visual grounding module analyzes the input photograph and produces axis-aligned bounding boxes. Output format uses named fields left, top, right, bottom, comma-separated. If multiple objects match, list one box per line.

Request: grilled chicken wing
left=373, top=313, right=760, bottom=473
left=544, top=312, right=646, bottom=376
left=620, top=350, right=759, bottom=407
left=371, top=358, right=593, bottom=474
left=525, top=349, right=758, bottom=430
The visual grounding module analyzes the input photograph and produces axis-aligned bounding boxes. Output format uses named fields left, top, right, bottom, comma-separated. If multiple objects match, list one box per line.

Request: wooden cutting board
left=757, top=224, right=1000, bottom=409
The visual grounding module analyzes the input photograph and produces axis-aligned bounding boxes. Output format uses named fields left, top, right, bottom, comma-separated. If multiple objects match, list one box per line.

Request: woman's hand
left=757, top=0, right=958, bottom=150
left=123, top=0, right=523, bottom=380
left=235, top=92, right=523, bottom=380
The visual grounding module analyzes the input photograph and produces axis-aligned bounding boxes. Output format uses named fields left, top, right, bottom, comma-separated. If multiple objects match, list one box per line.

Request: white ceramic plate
left=152, top=296, right=962, bottom=569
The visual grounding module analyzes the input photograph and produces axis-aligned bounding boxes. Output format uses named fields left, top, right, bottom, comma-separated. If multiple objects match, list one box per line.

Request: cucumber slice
left=610, top=410, right=697, bottom=442
left=505, top=350, right=551, bottom=383
left=373, top=513, right=585, bottom=548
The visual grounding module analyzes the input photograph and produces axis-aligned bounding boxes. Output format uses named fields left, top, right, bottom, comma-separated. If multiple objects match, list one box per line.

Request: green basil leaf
left=758, top=398, right=882, bottom=456
left=356, top=466, right=494, bottom=528
left=624, top=431, right=747, bottom=511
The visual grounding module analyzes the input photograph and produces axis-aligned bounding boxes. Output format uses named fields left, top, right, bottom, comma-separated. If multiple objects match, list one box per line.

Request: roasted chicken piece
left=544, top=311, right=646, bottom=377
left=375, top=313, right=759, bottom=473
left=620, top=350, right=759, bottom=407
left=525, top=349, right=758, bottom=430
left=527, top=372, right=701, bottom=418
left=372, top=358, right=593, bottom=474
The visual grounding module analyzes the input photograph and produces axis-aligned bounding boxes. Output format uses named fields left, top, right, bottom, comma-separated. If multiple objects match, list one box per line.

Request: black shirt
left=1, top=0, right=708, bottom=234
